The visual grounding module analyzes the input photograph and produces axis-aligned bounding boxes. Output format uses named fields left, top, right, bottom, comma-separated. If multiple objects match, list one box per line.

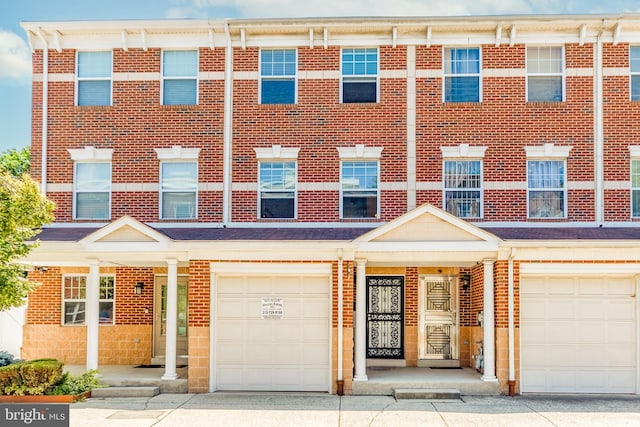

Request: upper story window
left=443, top=160, right=482, bottom=219
left=63, top=275, right=114, bottom=326
left=68, top=146, right=113, bottom=220
left=632, top=159, right=640, bottom=217
left=444, top=47, right=480, bottom=102
left=74, top=162, right=111, bottom=220
left=161, top=162, right=198, bottom=219
left=341, top=161, right=379, bottom=219
left=162, top=50, right=198, bottom=105
left=76, top=51, right=112, bottom=106
left=260, top=49, right=296, bottom=104
left=527, top=46, right=564, bottom=102
left=342, top=48, right=378, bottom=103
left=259, top=162, right=296, bottom=218
left=630, top=47, right=640, bottom=101
left=527, top=160, right=566, bottom=218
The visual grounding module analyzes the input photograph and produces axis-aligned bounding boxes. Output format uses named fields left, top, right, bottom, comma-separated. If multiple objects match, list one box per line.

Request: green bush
left=48, top=369, right=103, bottom=396
left=0, top=359, right=63, bottom=396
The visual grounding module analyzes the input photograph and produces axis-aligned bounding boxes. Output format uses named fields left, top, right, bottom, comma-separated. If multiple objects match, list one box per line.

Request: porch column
left=86, top=259, right=100, bottom=371
left=162, top=259, right=179, bottom=380
left=354, top=258, right=368, bottom=381
left=482, top=259, right=498, bottom=382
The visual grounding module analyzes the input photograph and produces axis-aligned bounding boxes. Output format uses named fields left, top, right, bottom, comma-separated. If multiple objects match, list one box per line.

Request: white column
left=86, top=259, right=100, bottom=371
left=353, top=258, right=368, bottom=381
left=162, top=259, right=179, bottom=380
left=482, top=259, right=498, bottom=382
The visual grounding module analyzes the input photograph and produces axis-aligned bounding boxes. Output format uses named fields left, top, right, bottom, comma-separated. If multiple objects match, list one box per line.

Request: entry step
left=393, top=388, right=461, bottom=400
left=91, top=386, right=160, bottom=398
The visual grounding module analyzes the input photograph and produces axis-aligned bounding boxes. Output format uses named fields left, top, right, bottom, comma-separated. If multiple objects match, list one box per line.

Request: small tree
left=0, top=148, right=54, bottom=310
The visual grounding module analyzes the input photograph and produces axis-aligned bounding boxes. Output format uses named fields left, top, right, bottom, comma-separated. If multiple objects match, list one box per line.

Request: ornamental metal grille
left=366, top=276, right=404, bottom=358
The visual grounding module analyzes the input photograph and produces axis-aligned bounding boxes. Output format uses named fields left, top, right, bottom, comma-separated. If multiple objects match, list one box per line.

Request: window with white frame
left=444, top=47, right=480, bottom=102
left=341, top=161, right=379, bottom=218
left=527, top=160, right=566, bottom=218
left=631, top=159, right=640, bottom=217
left=162, top=50, right=198, bottom=105
left=74, top=162, right=111, bottom=220
left=527, top=46, right=564, bottom=102
left=77, top=51, right=112, bottom=106
left=260, top=49, right=296, bottom=104
left=630, top=47, right=640, bottom=101
left=259, top=161, right=296, bottom=218
left=444, top=160, right=482, bottom=218
left=161, top=162, right=198, bottom=219
left=63, top=276, right=114, bottom=326
left=342, top=48, right=378, bottom=103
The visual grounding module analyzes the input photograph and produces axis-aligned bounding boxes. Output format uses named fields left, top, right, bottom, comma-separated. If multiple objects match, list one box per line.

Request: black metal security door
left=366, top=276, right=404, bottom=358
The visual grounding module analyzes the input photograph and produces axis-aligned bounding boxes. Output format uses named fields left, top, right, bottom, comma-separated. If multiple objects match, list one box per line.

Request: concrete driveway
left=71, top=393, right=640, bottom=427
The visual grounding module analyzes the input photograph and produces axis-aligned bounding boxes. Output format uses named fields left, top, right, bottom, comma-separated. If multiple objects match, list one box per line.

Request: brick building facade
left=18, top=15, right=640, bottom=395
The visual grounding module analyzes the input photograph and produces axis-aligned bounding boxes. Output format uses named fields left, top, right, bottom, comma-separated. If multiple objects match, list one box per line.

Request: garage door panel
left=548, top=278, right=575, bottom=294
left=521, top=275, right=636, bottom=394
left=217, top=277, right=245, bottom=293
left=215, top=272, right=330, bottom=391
left=548, top=301, right=575, bottom=319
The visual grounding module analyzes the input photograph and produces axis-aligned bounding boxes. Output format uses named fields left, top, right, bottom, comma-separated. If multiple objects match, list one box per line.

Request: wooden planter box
left=0, top=391, right=91, bottom=403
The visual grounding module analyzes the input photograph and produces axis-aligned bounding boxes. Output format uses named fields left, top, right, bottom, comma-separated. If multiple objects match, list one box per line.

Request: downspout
left=336, top=249, right=344, bottom=395
left=36, top=29, right=48, bottom=196
left=507, top=247, right=516, bottom=396
left=222, top=22, right=233, bottom=225
left=594, top=31, right=604, bottom=225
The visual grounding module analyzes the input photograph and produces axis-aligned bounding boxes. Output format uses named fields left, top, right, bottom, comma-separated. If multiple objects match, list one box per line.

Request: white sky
left=0, top=0, right=639, bottom=151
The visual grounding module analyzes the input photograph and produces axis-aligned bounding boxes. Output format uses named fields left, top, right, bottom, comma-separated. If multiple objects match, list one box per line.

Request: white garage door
left=521, top=276, right=637, bottom=393
left=215, top=273, right=330, bottom=391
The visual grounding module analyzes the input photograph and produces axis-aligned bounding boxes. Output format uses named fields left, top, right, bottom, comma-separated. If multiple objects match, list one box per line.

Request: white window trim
left=68, top=146, right=114, bottom=161
left=259, top=48, right=298, bottom=104
left=62, top=275, right=115, bottom=326
left=524, top=143, right=572, bottom=159
left=257, top=160, right=298, bottom=220
left=340, top=47, right=380, bottom=103
left=629, top=146, right=640, bottom=218
left=339, top=159, right=380, bottom=220
left=75, top=50, right=113, bottom=107
left=337, top=144, right=383, bottom=160
left=440, top=144, right=487, bottom=219
left=254, top=145, right=300, bottom=160
left=154, top=145, right=201, bottom=160
left=525, top=159, right=568, bottom=220
left=525, top=45, right=565, bottom=102
left=442, top=46, right=482, bottom=103
left=72, top=161, right=112, bottom=220
left=161, top=49, right=199, bottom=106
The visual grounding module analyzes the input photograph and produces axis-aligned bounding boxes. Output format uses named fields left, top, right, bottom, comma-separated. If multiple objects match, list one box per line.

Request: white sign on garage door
left=521, top=275, right=637, bottom=393
left=213, top=266, right=330, bottom=392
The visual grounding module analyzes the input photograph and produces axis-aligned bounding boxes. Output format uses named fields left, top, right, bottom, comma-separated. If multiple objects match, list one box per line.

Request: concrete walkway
left=70, top=393, right=640, bottom=426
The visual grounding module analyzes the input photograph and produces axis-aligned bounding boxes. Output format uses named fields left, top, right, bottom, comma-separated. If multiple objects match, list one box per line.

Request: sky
left=1, top=0, right=640, bottom=153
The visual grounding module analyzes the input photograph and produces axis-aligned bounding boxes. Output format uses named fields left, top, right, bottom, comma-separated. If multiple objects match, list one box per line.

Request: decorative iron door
left=418, top=276, right=458, bottom=360
left=366, top=276, right=404, bottom=359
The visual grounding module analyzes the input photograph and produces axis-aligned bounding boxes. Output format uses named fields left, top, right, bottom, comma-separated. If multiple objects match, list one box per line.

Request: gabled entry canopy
left=355, top=203, right=501, bottom=265
left=79, top=215, right=172, bottom=251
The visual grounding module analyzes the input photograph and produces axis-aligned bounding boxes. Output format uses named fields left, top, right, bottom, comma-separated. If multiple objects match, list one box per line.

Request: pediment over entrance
left=79, top=216, right=171, bottom=245
left=356, top=203, right=500, bottom=244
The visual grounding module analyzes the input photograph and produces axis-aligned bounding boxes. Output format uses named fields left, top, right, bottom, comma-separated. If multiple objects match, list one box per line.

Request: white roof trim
left=337, top=144, right=383, bottom=159
left=79, top=215, right=172, bottom=245
left=441, top=144, right=487, bottom=158
left=354, top=202, right=502, bottom=244
left=629, top=145, right=640, bottom=157
left=254, top=145, right=300, bottom=160
left=68, top=146, right=113, bottom=161
left=155, top=145, right=201, bottom=160
left=524, top=143, right=572, bottom=159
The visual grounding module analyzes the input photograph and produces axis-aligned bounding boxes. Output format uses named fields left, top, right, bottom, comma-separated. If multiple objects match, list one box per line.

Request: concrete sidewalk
left=70, top=393, right=640, bottom=427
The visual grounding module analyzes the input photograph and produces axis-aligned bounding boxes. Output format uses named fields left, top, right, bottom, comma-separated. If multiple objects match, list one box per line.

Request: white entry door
left=521, top=275, right=637, bottom=393
left=418, top=276, right=459, bottom=361
left=215, top=271, right=330, bottom=391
